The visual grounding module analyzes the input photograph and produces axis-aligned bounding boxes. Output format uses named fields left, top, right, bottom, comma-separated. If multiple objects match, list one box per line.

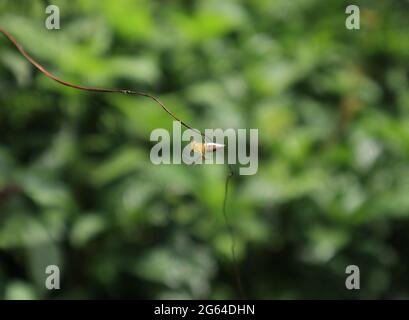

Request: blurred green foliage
left=1, top=0, right=409, bottom=299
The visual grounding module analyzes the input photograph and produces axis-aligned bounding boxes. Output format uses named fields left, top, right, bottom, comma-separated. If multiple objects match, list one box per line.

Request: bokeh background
left=1, top=0, right=409, bottom=299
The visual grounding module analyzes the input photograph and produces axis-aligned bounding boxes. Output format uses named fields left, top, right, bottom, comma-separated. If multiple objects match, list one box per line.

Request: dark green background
left=1, top=0, right=409, bottom=299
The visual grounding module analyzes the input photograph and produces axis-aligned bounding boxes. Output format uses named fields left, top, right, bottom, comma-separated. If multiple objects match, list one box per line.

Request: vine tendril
left=0, top=27, right=244, bottom=298
left=223, top=164, right=246, bottom=299
left=0, top=27, right=209, bottom=142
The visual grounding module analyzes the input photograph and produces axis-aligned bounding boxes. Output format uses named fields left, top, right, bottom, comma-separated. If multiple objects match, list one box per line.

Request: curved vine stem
left=0, top=27, right=209, bottom=142
left=223, top=164, right=246, bottom=299
left=1, top=26, right=244, bottom=297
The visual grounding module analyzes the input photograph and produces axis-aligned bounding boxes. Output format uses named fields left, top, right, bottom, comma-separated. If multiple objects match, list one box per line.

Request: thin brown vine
left=0, top=27, right=245, bottom=299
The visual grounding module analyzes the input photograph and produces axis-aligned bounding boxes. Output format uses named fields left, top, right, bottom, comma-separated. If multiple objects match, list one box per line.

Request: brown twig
left=0, top=26, right=244, bottom=298
left=0, top=27, right=208, bottom=141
